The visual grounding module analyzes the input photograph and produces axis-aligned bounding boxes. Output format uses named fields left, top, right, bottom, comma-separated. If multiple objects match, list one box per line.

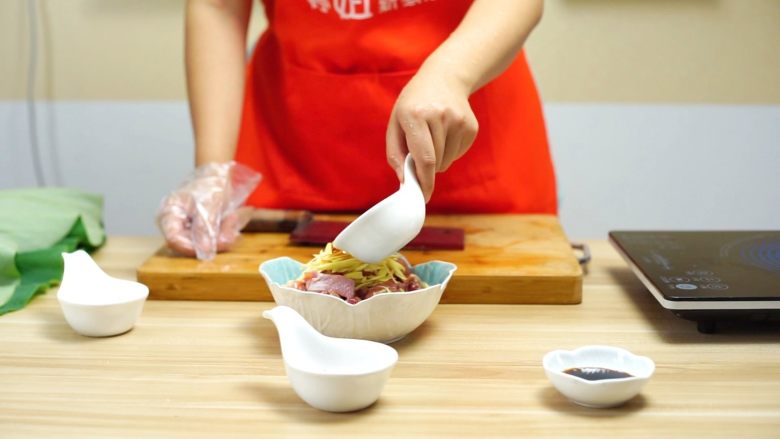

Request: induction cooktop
left=609, top=231, right=780, bottom=333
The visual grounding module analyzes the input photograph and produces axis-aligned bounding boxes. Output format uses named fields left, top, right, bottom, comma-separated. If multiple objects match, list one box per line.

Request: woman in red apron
left=162, top=0, right=555, bottom=258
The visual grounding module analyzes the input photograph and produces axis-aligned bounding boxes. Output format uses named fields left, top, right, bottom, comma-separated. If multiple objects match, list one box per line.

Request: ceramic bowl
left=264, top=306, right=398, bottom=412
left=259, top=257, right=456, bottom=343
left=58, top=250, right=149, bottom=337
left=543, top=345, right=655, bottom=408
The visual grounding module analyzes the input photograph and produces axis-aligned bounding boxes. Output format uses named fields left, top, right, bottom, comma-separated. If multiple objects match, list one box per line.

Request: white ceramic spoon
left=263, top=305, right=398, bottom=412
left=333, top=154, right=426, bottom=263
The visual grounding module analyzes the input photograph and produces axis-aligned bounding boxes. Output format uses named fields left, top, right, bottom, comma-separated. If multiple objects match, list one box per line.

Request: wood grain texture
left=137, top=215, right=583, bottom=304
left=1, top=237, right=779, bottom=438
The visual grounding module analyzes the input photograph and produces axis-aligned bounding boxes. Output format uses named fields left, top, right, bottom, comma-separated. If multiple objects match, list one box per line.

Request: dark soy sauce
left=563, top=367, right=633, bottom=381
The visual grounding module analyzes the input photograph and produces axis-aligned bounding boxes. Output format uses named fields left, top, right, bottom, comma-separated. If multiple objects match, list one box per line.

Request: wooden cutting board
left=137, top=214, right=582, bottom=304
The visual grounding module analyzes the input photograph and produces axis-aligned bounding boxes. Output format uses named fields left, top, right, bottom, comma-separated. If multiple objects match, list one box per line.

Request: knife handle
left=242, top=208, right=313, bottom=233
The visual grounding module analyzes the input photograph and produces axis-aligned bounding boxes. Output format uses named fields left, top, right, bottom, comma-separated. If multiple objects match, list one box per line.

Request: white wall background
left=2, top=101, right=778, bottom=240
left=546, top=104, right=780, bottom=238
left=1, top=102, right=194, bottom=236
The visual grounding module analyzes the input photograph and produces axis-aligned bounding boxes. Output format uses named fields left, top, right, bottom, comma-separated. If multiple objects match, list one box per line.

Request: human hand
left=386, top=67, right=479, bottom=201
left=157, top=161, right=261, bottom=260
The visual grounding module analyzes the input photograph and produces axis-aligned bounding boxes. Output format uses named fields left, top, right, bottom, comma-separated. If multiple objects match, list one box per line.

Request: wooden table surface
left=1, top=237, right=779, bottom=438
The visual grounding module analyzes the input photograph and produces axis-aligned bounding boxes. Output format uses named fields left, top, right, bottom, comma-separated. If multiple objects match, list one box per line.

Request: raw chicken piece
left=305, top=272, right=356, bottom=299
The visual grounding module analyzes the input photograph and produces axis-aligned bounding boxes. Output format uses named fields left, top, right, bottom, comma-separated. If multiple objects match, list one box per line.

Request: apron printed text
left=307, top=0, right=435, bottom=20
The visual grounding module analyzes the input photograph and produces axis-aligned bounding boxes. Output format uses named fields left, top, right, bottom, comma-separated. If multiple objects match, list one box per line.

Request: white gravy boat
left=57, top=250, right=148, bottom=337
left=334, top=154, right=426, bottom=263
left=263, top=305, right=398, bottom=412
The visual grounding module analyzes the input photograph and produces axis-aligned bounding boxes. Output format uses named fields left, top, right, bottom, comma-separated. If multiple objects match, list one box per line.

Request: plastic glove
left=157, top=161, right=261, bottom=260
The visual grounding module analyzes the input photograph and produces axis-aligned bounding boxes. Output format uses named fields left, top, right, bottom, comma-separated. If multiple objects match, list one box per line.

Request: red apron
left=235, top=0, right=557, bottom=214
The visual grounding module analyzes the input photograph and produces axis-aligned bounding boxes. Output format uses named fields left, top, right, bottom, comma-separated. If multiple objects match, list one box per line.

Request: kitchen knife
left=242, top=208, right=313, bottom=233
left=243, top=209, right=464, bottom=250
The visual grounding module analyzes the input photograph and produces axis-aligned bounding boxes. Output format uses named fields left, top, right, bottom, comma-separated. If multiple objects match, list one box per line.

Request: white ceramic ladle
left=57, top=250, right=149, bottom=337
left=263, top=305, right=398, bottom=412
left=334, top=154, right=426, bottom=263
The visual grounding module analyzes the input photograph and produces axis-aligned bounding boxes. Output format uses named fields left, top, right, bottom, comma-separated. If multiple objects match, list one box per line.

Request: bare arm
left=185, top=0, right=253, bottom=165
left=426, top=0, right=543, bottom=94
left=159, top=0, right=255, bottom=259
left=387, top=0, right=544, bottom=201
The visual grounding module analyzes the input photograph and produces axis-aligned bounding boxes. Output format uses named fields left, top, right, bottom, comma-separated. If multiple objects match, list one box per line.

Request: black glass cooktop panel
left=609, top=231, right=780, bottom=301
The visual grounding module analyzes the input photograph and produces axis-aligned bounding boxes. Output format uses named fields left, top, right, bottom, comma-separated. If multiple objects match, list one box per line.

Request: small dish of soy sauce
left=543, top=345, right=655, bottom=408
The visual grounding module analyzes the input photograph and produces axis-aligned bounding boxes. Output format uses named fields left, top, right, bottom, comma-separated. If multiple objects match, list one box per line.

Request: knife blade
left=242, top=209, right=464, bottom=250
